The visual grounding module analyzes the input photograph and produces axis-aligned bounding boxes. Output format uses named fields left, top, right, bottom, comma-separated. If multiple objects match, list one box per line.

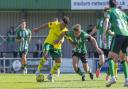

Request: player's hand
left=54, top=40, right=60, bottom=44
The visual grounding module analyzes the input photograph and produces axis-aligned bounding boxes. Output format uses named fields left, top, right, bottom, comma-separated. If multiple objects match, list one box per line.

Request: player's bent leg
left=72, top=55, right=85, bottom=81
left=121, top=60, right=128, bottom=87
left=106, top=66, right=110, bottom=81
left=82, top=63, right=93, bottom=80
left=21, top=53, right=26, bottom=68
left=72, top=56, right=80, bottom=73
left=80, top=53, right=93, bottom=80
left=36, top=51, right=48, bottom=75
left=120, top=57, right=128, bottom=87
left=50, top=59, right=61, bottom=75
left=22, top=54, right=27, bottom=74
left=119, top=50, right=128, bottom=87
left=106, top=60, right=118, bottom=81
left=106, top=62, right=116, bottom=87
left=106, top=52, right=118, bottom=87
left=37, top=56, right=47, bottom=72
left=47, top=58, right=61, bottom=82
left=37, top=43, right=52, bottom=75
left=99, top=54, right=105, bottom=67
left=47, top=48, right=62, bottom=82
left=106, top=63, right=110, bottom=81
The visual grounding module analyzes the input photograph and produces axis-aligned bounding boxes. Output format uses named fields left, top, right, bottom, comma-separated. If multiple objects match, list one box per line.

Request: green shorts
left=43, top=43, right=62, bottom=59
left=110, top=35, right=128, bottom=55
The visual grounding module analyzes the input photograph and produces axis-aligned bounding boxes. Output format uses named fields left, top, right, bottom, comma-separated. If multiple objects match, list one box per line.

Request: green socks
left=76, top=67, right=83, bottom=76
left=108, top=58, right=115, bottom=77
left=121, top=60, right=128, bottom=78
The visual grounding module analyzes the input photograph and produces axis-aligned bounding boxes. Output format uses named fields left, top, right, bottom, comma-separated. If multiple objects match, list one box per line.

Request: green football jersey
left=96, top=17, right=113, bottom=49
left=16, top=28, right=31, bottom=52
left=66, top=30, right=89, bottom=54
left=106, top=8, right=128, bottom=36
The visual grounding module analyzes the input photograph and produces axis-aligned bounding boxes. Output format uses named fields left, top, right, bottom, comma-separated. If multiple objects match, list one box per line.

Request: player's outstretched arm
left=15, top=30, right=21, bottom=43
left=89, top=35, right=103, bottom=55
left=54, top=32, right=67, bottom=44
left=29, top=30, right=32, bottom=43
left=89, top=26, right=97, bottom=36
left=32, top=23, right=48, bottom=32
left=103, top=18, right=109, bottom=38
left=67, top=39, right=76, bottom=48
left=89, top=34, right=105, bottom=67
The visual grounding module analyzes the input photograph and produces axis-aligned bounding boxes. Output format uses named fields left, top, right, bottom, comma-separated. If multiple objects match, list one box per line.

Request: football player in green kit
left=89, top=8, right=118, bottom=80
left=16, top=20, right=31, bottom=74
left=104, top=0, right=128, bottom=87
left=55, top=24, right=104, bottom=81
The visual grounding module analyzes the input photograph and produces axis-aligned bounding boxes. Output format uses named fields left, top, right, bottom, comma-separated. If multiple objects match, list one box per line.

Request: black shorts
left=101, top=48, right=109, bottom=57
left=19, top=49, right=28, bottom=58
left=110, top=35, right=128, bottom=54
left=72, top=52, right=87, bottom=63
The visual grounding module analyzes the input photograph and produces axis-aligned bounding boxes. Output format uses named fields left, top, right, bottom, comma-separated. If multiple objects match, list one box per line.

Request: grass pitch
left=0, top=73, right=127, bottom=89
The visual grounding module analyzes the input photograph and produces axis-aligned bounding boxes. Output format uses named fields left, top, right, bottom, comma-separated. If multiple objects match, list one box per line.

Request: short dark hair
left=104, top=7, right=109, bottom=12
left=62, top=16, right=70, bottom=25
left=118, top=6, right=122, bottom=10
left=109, top=0, right=117, bottom=8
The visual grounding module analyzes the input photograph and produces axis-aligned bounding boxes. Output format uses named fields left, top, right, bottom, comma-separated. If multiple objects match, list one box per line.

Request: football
left=36, top=74, right=44, bottom=82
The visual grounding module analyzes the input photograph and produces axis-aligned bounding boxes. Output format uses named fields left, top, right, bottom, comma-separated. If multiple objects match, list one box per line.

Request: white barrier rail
left=0, top=58, right=52, bottom=73
left=0, top=58, right=100, bottom=73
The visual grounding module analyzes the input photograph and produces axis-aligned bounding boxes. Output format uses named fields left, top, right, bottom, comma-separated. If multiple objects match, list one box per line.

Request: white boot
left=106, top=77, right=116, bottom=87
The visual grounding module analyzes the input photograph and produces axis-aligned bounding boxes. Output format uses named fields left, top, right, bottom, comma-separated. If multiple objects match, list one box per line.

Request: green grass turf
left=0, top=73, right=127, bottom=89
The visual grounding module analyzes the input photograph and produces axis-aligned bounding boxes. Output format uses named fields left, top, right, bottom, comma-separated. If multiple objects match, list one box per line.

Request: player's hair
left=109, top=0, right=117, bottom=8
left=104, top=7, right=109, bottom=12
left=62, top=16, right=70, bottom=26
left=19, top=19, right=27, bottom=28
left=20, top=19, right=26, bottom=23
left=118, top=6, right=122, bottom=10
left=72, top=24, right=81, bottom=31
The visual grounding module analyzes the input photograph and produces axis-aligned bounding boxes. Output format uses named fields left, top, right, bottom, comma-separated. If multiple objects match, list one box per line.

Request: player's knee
left=43, top=51, right=48, bottom=59
left=80, top=57, right=88, bottom=64
left=40, top=59, right=45, bottom=64
left=55, top=58, right=61, bottom=63
left=108, top=52, right=118, bottom=59
left=97, top=48, right=104, bottom=55
left=82, top=60, right=88, bottom=64
left=99, top=54, right=105, bottom=65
